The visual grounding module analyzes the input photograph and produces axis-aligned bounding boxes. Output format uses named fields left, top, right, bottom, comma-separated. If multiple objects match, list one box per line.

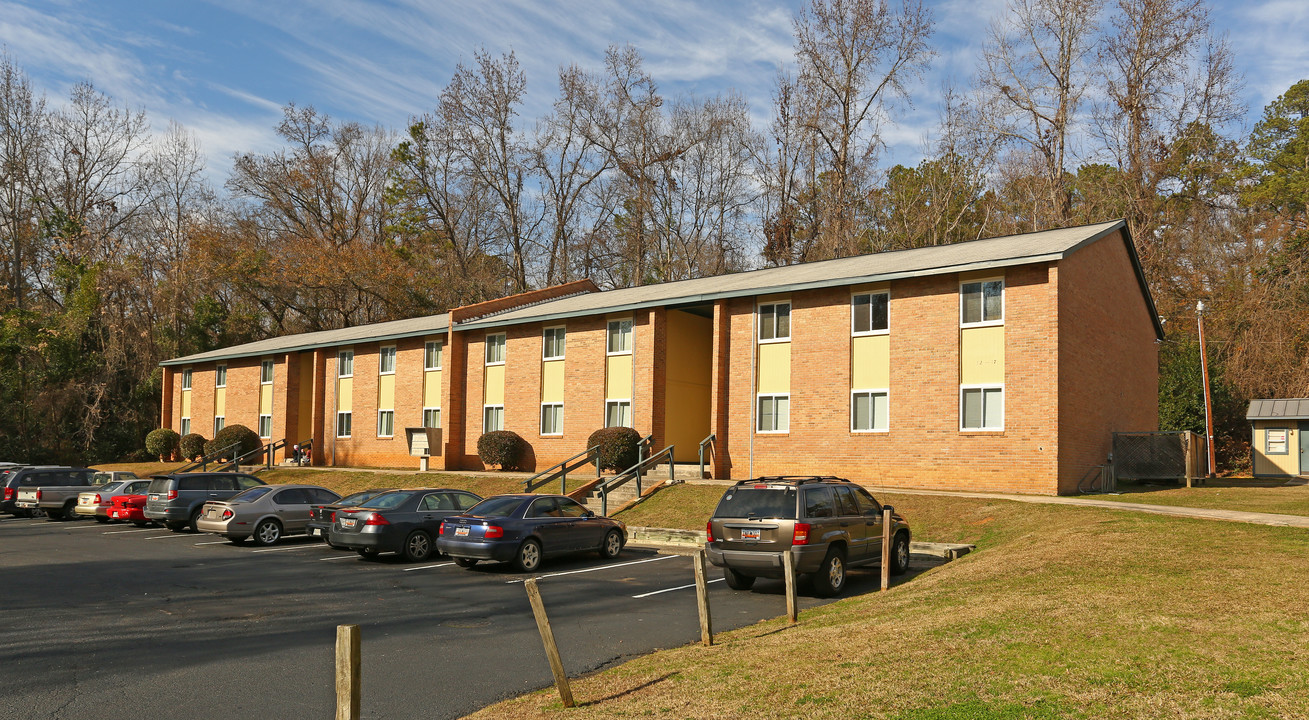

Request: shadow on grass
left=578, top=672, right=680, bottom=706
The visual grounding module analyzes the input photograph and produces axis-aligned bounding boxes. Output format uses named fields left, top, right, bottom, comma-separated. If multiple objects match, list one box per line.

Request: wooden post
left=524, top=578, right=576, bottom=708
left=692, top=549, right=713, bottom=646
left=335, top=624, right=361, bottom=720
left=782, top=549, right=798, bottom=623
left=881, top=507, right=893, bottom=591
left=1184, top=431, right=1194, bottom=488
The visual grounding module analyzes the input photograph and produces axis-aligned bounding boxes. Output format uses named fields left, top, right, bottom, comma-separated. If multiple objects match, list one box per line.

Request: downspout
left=632, top=314, right=639, bottom=433
left=330, top=352, right=338, bottom=467
left=748, top=301, right=756, bottom=479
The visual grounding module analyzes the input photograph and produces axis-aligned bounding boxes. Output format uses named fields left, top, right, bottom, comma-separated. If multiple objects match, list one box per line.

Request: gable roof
left=160, top=313, right=450, bottom=367
left=1247, top=399, right=1309, bottom=421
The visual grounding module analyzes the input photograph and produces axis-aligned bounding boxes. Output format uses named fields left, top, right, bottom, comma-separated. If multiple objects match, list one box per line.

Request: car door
left=851, top=486, right=884, bottom=561
left=271, top=488, right=311, bottom=532
left=555, top=496, right=603, bottom=550
left=526, top=497, right=576, bottom=554
left=831, top=486, right=867, bottom=562
left=416, top=492, right=461, bottom=534
left=802, top=486, right=837, bottom=546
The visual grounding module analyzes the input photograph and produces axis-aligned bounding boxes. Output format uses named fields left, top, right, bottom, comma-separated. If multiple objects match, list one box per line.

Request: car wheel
left=252, top=519, right=282, bottom=546
left=401, top=531, right=433, bottom=562
left=133, top=521, right=149, bottom=528
left=723, top=566, right=756, bottom=590
left=187, top=509, right=202, bottom=534
left=812, top=547, right=847, bottom=598
left=890, top=532, right=910, bottom=576
left=454, top=557, right=478, bottom=568
left=62, top=503, right=80, bottom=521
left=95, top=516, right=110, bottom=524
left=356, top=549, right=379, bottom=559
left=599, top=529, right=623, bottom=559
left=44, top=510, right=62, bottom=522
left=513, top=538, right=542, bottom=572
left=165, top=521, right=187, bottom=533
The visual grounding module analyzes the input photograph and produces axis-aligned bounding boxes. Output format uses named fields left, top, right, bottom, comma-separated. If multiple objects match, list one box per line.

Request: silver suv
left=706, top=476, right=910, bottom=597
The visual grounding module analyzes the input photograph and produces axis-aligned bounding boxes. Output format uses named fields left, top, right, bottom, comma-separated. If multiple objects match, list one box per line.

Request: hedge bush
left=205, top=424, right=261, bottom=460
left=587, top=427, right=641, bottom=472
left=477, top=430, right=527, bottom=470
left=180, top=433, right=208, bottom=461
left=145, top=428, right=180, bottom=461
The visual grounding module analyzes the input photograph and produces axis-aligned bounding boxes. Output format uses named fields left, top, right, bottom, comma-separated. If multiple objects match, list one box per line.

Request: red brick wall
left=1056, top=231, right=1159, bottom=492
left=329, top=340, right=425, bottom=469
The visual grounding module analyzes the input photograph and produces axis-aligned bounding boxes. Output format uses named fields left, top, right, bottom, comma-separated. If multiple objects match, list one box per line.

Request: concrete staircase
left=579, top=478, right=642, bottom=514
left=646, top=462, right=708, bottom=482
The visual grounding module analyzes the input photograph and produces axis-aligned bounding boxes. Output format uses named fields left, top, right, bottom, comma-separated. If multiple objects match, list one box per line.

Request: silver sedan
left=195, top=484, right=341, bottom=545
left=75, top=477, right=151, bottom=521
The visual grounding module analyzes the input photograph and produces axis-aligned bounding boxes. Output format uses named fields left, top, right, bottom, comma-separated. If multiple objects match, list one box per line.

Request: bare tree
left=0, top=53, right=46, bottom=312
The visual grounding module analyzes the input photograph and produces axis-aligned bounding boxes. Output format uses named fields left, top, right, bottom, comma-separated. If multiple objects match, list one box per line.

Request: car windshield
left=231, top=486, right=273, bottom=502
left=714, top=487, right=798, bottom=519
left=92, top=472, right=116, bottom=485
left=339, top=490, right=385, bottom=506
left=97, top=482, right=125, bottom=493
left=358, top=491, right=415, bottom=510
left=465, top=496, right=525, bottom=518
left=147, top=478, right=171, bottom=494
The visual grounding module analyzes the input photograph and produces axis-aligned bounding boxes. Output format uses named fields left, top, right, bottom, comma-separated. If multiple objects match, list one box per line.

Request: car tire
left=513, top=538, right=542, bottom=572
left=95, top=516, right=110, bottom=524
left=133, top=521, right=149, bottom=528
left=599, top=529, right=623, bottom=559
left=890, top=532, right=910, bottom=576
left=723, top=566, right=756, bottom=590
left=454, top=557, right=478, bottom=568
left=44, top=510, right=62, bottom=522
left=187, top=509, right=202, bottom=534
left=165, top=521, right=187, bottom=533
left=252, top=519, right=282, bottom=546
left=357, top=549, right=379, bottom=559
left=401, top=531, right=433, bottom=562
left=812, top=547, right=847, bottom=598
left=63, top=503, right=80, bottom=521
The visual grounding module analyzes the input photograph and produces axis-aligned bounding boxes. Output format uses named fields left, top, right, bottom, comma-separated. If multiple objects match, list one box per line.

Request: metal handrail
left=636, top=434, right=654, bottom=465
left=218, top=438, right=287, bottom=472
left=596, top=444, right=674, bottom=516
left=698, top=433, right=716, bottom=480
left=173, top=442, right=240, bottom=473
left=523, top=444, right=601, bottom=494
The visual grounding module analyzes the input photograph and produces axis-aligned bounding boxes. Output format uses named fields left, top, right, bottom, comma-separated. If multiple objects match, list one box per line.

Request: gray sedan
left=74, top=477, right=150, bottom=521
left=195, top=484, right=341, bottom=545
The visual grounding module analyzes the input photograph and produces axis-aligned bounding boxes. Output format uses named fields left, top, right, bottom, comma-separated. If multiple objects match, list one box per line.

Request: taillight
left=94, top=494, right=102, bottom=504
left=438, top=521, right=447, bottom=536
left=167, top=490, right=178, bottom=500
left=329, top=511, right=336, bottom=522
left=792, top=523, right=810, bottom=546
left=222, top=509, right=234, bottom=520
left=36, top=489, right=42, bottom=501
left=484, top=525, right=504, bottom=539
left=364, top=513, right=390, bottom=526
left=705, top=520, right=714, bottom=543
left=3, top=488, right=11, bottom=501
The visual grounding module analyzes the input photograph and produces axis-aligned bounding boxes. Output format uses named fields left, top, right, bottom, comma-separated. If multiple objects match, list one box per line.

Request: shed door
left=1300, top=422, right=1309, bottom=475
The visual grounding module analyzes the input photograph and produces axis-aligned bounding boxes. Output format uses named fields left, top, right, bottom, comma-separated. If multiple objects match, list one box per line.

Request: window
left=377, top=410, right=394, bottom=437
left=1266, top=429, right=1290, bottom=455
left=338, top=350, right=354, bottom=377
left=759, top=302, right=791, bottom=342
left=804, top=487, right=835, bottom=518
left=607, top=319, right=632, bottom=354
left=961, top=385, right=1004, bottom=431
left=485, top=333, right=506, bottom=365
left=483, top=405, right=504, bottom=432
left=422, top=407, right=441, bottom=429
left=605, top=400, right=632, bottom=428
left=543, top=326, right=566, bottom=360
left=961, top=279, right=1004, bottom=326
left=852, top=390, right=889, bottom=432
left=181, top=369, right=192, bottom=390
left=213, top=416, right=225, bottom=435
left=424, top=340, right=443, bottom=370
left=379, top=346, right=396, bottom=375
left=541, top=403, right=563, bottom=435
left=180, top=417, right=191, bottom=436
left=336, top=411, right=352, bottom=438
left=852, top=292, right=889, bottom=335
left=215, top=365, right=227, bottom=388
left=757, top=394, right=789, bottom=433
left=260, top=359, right=274, bottom=384
left=258, top=414, right=272, bottom=438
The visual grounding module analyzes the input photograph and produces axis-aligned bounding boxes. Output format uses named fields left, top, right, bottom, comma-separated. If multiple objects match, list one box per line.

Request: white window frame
left=181, top=368, right=192, bottom=391
left=260, top=359, right=274, bottom=385
left=540, top=402, right=564, bottom=436
left=215, top=365, right=227, bottom=388
left=337, top=350, right=354, bottom=378
left=604, top=399, right=632, bottom=428
left=543, top=326, right=566, bottom=361
left=852, top=291, right=890, bottom=336
left=424, top=340, right=443, bottom=371
left=180, top=417, right=191, bottom=436
left=756, top=393, right=790, bottom=433
left=758, top=301, right=792, bottom=343
left=959, top=277, right=1005, bottom=328
left=485, top=333, right=506, bottom=366
left=960, top=384, right=1005, bottom=431
left=483, top=404, right=505, bottom=432
left=606, top=319, right=633, bottom=355
left=336, top=411, right=352, bottom=438
left=378, top=346, right=396, bottom=375
left=213, top=416, right=225, bottom=435
left=258, top=414, right=272, bottom=439
left=851, top=389, right=890, bottom=433
left=377, top=409, right=395, bottom=438
left=422, top=407, right=441, bottom=429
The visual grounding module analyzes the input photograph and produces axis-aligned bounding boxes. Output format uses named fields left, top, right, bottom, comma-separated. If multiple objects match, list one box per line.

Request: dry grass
left=614, top=484, right=726, bottom=530
left=466, top=496, right=1309, bottom=719
left=1097, top=478, right=1309, bottom=517
left=91, top=462, right=182, bottom=477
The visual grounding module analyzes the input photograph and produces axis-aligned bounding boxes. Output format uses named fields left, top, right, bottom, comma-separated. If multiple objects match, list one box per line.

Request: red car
left=108, top=494, right=152, bottom=527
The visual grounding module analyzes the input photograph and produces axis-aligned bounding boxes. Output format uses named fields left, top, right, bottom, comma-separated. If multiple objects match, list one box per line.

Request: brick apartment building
left=160, top=219, right=1162, bottom=495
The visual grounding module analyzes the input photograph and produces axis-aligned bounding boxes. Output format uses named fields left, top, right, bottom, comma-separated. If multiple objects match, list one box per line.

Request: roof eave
left=159, top=324, right=449, bottom=367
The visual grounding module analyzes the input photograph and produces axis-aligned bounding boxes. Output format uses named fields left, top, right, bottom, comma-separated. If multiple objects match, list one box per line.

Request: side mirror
left=881, top=505, right=894, bottom=515
left=585, top=509, right=595, bottom=517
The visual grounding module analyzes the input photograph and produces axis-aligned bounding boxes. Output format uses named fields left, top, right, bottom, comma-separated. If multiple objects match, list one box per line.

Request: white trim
left=258, top=413, right=272, bottom=439
left=959, top=277, right=1005, bottom=328
left=424, top=340, right=443, bottom=371
left=213, top=416, right=225, bottom=435
left=605, top=319, right=633, bottom=356
left=422, top=407, right=442, bottom=429
left=755, top=393, right=790, bottom=434
left=485, top=333, right=506, bottom=366
left=851, top=290, right=890, bottom=337
left=756, top=300, right=792, bottom=344
left=336, top=411, right=352, bottom=438
left=215, top=364, right=227, bottom=388
left=604, top=398, right=632, bottom=428
left=959, top=384, right=1005, bottom=431
left=482, top=404, right=505, bottom=433
left=377, top=409, right=395, bottom=438
left=337, top=349, right=355, bottom=378
left=180, top=417, right=191, bottom=436
left=540, top=402, right=564, bottom=436
left=260, top=358, right=274, bottom=385
left=542, top=325, right=566, bottom=361
left=181, top=368, right=192, bottom=391
left=850, top=388, right=890, bottom=433
left=378, top=345, right=397, bottom=375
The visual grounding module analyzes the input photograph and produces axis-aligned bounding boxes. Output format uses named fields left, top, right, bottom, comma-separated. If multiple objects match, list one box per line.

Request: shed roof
left=161, top=313, right=450, bottom=367
left=1246, top=399, right=1309, bottom=421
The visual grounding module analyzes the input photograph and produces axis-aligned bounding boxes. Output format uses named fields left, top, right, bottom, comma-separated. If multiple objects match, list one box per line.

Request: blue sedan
left=436, top=494, right=626, bottom=572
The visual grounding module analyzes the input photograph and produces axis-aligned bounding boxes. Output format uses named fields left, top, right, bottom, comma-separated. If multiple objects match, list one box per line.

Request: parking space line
left=505, top=554, right=679, bottom=583
left=320, top=555, right=356, bottom=561
left=103, top=528, right=157, bottom=535
left=194, top=540, right=230, bottom=546
left=250, top=545, right=322, bottom=553
left=69, top=523, right=107, bottom=529
left=632, top=577, right=724, bottom=599
left=402, top=562, right=453, bottom=572
left=145, top=534, right=193, bottom=539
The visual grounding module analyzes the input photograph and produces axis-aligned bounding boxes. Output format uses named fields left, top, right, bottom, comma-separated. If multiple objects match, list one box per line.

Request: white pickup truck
left=14, top=469, right=109, bottom=521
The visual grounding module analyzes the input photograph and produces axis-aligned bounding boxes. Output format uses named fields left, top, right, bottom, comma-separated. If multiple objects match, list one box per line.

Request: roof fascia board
left=159, top=324, right=449, bottom=367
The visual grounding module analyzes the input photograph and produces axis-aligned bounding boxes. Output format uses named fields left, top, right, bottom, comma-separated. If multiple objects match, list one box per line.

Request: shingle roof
left=161, top=313, right=450, bottom=367
left=1247, top=399, right=1309, bottom=421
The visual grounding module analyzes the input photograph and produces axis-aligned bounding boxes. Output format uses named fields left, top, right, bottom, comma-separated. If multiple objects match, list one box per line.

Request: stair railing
left=173, top=442, right=240, bottom=473
left=596, top=444, right=674, bottom=516
left=636, top=434, right=654, bottom=465
left=217, top=438, right=287, bottom=472
left=523, top=444, right=601, bottom=494
left=698, top=433, right=716, bottom=481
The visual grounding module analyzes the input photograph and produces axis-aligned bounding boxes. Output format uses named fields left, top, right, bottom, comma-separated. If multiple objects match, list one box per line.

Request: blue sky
left=2, top=0, right=1305, bottom=184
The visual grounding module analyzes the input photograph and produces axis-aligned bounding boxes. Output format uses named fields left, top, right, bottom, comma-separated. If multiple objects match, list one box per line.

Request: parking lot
left=0, top=514, right=940, bottom=719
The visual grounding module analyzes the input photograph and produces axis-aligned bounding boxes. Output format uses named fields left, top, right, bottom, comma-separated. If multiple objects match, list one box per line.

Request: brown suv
left=705, top=476, right=910, bottom=597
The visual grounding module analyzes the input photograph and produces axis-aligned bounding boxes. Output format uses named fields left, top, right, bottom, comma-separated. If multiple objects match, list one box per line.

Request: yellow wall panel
left=484, top=365, right=505, bottom=405
left=259, top=385, right=273, bottom=415
left=214, top=388, right=226, bottom=416
left=960, top=326, right=1005, bottom=384
left=606, top=354, right=633, bottom=399
left=181, top=389, right=191, bottom=417
left=377, top=374, right=395, bottom=410
left=423, top=370, right=441, bottom=407
left=297, top=354, right=314, bottom=440
left=851, top=335, right=890, bottom=388
left=664, top=310, right=713, bottom=454
left=1253, top=424, right=1300, bottom=476
left=757, top=342, right=791, bottom=393
left=337, top=378, right=352, bottom=413
left=541, top=361, right=565, bottom=403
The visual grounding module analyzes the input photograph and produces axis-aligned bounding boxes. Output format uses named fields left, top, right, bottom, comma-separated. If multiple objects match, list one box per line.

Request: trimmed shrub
left=587, top=427, right=641, bottom=472
left=477, top=430, right=527, bottom=470
left=180, top=433, right=207, bottom=461
left=205, top=424, right=261, bottom=460
left=145, top=428, right=180, bottom=462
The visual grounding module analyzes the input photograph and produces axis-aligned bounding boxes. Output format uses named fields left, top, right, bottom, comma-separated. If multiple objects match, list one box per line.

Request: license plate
left=149, top=494, right=161, bottom=501
left=741, top=528, right=760, bottom=541
left=79, top=497, right=91, bottom=505
left=455, top=526, right=469, bottom=537
left=307, top=527, right=320, bottom=537
left=206, top=509, right=217, bottom=519
left=342, top=518, right=357, bottom=528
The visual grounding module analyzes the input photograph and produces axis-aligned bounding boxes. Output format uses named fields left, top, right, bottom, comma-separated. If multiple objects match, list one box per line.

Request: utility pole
left=1196, top=301, right=1216, bottom=478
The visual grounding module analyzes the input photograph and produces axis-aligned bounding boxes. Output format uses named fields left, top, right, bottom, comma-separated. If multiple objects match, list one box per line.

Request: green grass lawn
left=1095, top=477, right=1309, bottom=517
left=469, top=494, right=1309, bottom=719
